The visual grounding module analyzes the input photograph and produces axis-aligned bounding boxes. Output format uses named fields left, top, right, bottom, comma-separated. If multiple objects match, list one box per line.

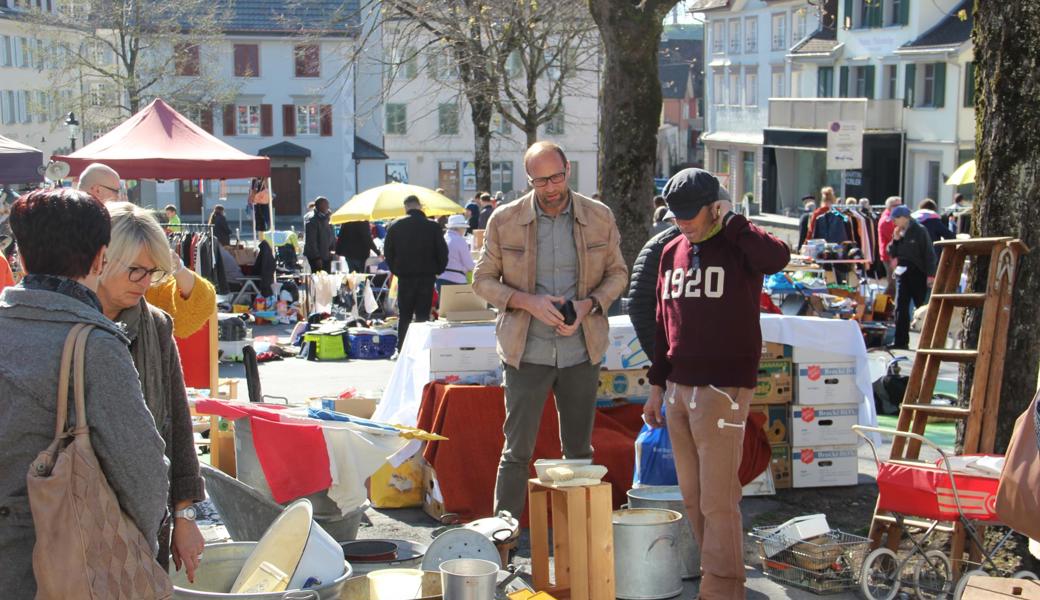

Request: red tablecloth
left=416, top=383, right=643, bottom=524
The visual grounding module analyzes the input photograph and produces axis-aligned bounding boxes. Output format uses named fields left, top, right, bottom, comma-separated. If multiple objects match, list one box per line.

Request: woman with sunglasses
left=96, top=202, right=206, bottom=583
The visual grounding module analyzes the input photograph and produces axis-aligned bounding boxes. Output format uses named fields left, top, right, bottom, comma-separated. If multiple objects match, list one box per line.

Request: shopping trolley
left=853, top=425, right=1037, bottom=600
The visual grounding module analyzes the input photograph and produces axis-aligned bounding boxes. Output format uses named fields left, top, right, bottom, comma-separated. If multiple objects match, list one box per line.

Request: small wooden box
left=527, top=479, right=614, bottom=600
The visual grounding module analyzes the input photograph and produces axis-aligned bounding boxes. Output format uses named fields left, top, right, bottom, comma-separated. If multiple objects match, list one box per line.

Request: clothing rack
left=169, top=223, right=216, bottom=277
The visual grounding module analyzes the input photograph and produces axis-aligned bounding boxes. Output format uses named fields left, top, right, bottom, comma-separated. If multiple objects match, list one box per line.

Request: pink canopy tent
left=52, top=98, right=270, bottom=180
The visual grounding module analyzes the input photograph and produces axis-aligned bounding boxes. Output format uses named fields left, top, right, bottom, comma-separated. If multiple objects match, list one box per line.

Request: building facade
left=700, top=0, right=974, bottom=218
left=658, top=23, right=706, bottom=177
left=382, top=34, right=601, bottom=203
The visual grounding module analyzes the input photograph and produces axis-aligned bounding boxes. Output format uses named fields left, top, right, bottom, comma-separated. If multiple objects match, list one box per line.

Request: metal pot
left=626, top=485, right=701, bottom=579
left=170, top=542, right=349, bottom=599
left=612, top=508, right=684, bottom=600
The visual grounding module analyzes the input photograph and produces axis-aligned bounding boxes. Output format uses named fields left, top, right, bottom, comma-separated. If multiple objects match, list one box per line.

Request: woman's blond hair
left=101, top=202, right=174, bottom=281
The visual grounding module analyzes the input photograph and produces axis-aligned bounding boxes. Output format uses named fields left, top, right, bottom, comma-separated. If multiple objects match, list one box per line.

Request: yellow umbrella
left=945, top=159, right=975, bottom=185
left=331, top=182, right=465, bottom=224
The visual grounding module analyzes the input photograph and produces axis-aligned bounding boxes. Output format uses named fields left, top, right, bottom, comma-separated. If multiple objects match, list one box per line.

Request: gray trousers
left=494, top=360, right=600, bottom=518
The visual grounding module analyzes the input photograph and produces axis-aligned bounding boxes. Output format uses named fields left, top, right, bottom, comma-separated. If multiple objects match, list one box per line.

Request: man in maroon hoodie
left=644, top=168, right=789, bottom=599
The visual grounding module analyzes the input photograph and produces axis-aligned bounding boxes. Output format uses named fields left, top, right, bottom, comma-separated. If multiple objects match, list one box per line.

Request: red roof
left=53, top=99, right=270, bottom=180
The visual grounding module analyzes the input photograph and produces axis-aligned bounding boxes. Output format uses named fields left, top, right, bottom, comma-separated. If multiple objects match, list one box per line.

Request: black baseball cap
left=662, top=168, right=731, bottom=220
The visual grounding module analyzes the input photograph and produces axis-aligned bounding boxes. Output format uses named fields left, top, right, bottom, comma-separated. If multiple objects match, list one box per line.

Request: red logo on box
left=807, top=365, right=822, bottom=381
left=800, top=407, right=816, bottom=422
left=801, top=449, right=815, bottom=464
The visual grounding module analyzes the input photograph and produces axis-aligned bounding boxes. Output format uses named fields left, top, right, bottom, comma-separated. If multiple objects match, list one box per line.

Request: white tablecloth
left=375, top=314, right=877, bottom=437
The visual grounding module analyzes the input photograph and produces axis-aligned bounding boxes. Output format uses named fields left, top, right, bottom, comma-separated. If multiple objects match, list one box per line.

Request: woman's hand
left=171, top=517, right=206, bottom=583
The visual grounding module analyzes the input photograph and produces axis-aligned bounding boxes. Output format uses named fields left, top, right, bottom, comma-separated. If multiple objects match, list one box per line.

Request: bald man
left=76, top=163, right=121, bottom=203
left=473, top=141, right=628, bottom=519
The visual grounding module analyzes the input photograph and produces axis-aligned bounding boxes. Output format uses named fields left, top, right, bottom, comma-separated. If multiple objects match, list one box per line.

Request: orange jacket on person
left=0, top=255, right=14, bottom=292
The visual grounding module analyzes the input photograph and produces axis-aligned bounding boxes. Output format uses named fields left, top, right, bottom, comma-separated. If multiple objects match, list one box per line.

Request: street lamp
left=64, top=111, right=80, bottom=151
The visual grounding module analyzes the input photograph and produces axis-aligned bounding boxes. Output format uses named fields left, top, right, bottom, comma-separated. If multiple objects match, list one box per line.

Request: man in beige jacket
left=473, top=141, right=628, bottom=518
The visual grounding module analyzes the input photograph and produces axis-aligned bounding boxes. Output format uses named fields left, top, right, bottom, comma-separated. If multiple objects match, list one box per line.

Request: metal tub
left=627, top=485, right=701, bottom=579
left=613, top=508, right=684, bottom=600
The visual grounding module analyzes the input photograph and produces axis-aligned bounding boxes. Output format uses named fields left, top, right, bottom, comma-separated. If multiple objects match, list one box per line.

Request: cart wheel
left=912, top=550, right=952, bottom=599
left=861, top=547, right=902, bottom=600
left=953, top=569, right=988, bottom=600
left=1012, top=570, right=1039, bottom=580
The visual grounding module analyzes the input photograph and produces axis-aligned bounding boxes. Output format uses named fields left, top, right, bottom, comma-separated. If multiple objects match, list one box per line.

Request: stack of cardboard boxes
left=748, top=343, right=794, bottom=493
left=790, top=347, right=860, bottom=488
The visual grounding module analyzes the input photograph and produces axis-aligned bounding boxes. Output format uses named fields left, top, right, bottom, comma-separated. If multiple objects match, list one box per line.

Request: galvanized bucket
left=626, top=485, right=700, bottom=579
left=613, top=508, right=684, bottom=600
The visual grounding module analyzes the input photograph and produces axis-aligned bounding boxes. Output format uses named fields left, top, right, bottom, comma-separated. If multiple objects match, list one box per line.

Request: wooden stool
left=527, top=479, right=614, bottom=600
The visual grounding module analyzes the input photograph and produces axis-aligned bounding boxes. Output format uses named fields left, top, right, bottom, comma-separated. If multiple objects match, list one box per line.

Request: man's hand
left=714, top=199, right=733, bottom=224
left=555, top=298, right=593, bottom=337
left=171, top=517, right=205, bottom=583
left=892, top=226, right=905, bottom=240
left=518, top=293, right=566, bottom=328
left=643, top=386, right=666, bottom=428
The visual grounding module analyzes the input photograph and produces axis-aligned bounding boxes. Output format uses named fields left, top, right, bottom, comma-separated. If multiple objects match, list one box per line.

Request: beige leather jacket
left=473, top=190, right=629, bottom=368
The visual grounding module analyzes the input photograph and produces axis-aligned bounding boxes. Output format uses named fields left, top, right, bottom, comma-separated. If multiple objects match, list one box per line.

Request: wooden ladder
left=868, top=237, right=1029, bottom=574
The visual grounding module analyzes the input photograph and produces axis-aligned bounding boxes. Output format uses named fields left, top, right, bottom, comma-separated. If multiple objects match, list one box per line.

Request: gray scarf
left=118, top=298, right=170, bottom=442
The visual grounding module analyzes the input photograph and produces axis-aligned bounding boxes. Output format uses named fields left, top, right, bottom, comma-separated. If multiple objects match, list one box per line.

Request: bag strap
left=71, top=325, right=94, bottom=433
left=52, top=323, right=88, bottom=441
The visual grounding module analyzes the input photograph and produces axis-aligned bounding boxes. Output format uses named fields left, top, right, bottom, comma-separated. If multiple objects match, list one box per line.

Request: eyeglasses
left=528, top=171, right=566, bottom=188
left=126, top=266, right=168, bottom=284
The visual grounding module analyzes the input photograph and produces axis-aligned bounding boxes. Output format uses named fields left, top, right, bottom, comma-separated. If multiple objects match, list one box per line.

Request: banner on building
left=826, top=121, right=863, bottom=171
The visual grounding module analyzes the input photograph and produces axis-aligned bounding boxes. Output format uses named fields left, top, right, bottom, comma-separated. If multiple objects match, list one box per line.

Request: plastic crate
left=348, top=328, right=395, bottom=359
left=750, top=527, right=870, bottom=595
left=302, top=332, right=347, bottom=361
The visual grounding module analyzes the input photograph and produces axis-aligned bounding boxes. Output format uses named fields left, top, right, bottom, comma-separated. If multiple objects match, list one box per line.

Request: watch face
left=179, top=506, right=196, bottom=520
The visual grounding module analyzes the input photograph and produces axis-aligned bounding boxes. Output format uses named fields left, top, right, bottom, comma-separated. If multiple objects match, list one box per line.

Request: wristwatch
left=589, top=296, right=603, bottom=315
left=174, top=506, right=197, bottom=521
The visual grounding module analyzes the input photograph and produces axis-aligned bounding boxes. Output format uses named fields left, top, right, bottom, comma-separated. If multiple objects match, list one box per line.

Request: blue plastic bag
left=633, top=419, right=678, bottom=486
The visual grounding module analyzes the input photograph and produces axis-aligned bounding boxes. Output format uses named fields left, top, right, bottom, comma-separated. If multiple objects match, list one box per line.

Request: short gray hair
left=101, top=202, right=174, bottom=281
left=885, top=196, right=902, bottom=208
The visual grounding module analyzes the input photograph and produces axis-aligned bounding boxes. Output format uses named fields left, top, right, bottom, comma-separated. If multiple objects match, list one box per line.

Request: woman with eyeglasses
left=96, top=202, right=206, bottom=583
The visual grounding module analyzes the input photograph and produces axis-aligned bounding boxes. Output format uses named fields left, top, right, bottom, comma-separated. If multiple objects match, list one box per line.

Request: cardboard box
left=439, top=285, right=496, bottom=322
left=770, top=444, right=792, bottom=489
left=597, top=369, right=651, bottom=404
left=795, top=361, right=860, bottom=405
left=320, top=396, right=378, bottom=419
left=742, top=467, right=776, bottom=497
left=602, top=319, right=651, bottom=370
left=755, top=359, right=793, bottom=405
left=430, top=370, right=502, bottom=385
left=792, top=445, right=859, bottom=488
left=762, top=342, right=793, bottom=360
left=430, top=346, right=501, bottom=373
left=750, top=403, right=791, bottom=444
left=792, top=346, right=856, bottom=364
left=422, top=463, right=447, bottom=520
left=790, top=403, right=859, bottom=446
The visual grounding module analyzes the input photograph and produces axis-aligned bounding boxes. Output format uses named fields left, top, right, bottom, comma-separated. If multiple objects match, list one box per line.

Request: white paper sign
left=826, top=121, right=863, bottom=170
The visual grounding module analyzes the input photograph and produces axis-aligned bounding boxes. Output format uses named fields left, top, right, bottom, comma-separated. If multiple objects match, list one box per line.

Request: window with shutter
left=839, top=66, right=849, bottom=97
left=233, top=44, right=259, bottom=77
left=933, top=62, right=946, bottom=108
left=175, top=43, right=200, bottom=76
left=235, top=105, right=260, bottom=135
left=200, top=107, right=213, bottom=133
left=294, top=44, right=319, bottom=77
left=260, top=104, right=272, bottom=136
left=320, top=104, right=332, bottom=136
left=223, top=104, right=236, bottom=136
left=283, top=104, right=296, bottom=136
left=904, top=63, right=916, bottom=107
left=818, top=66, right=834, bottom=98
left=864, top=65, right=875, bottom=99
left=295, top=104, right=319, bottom=135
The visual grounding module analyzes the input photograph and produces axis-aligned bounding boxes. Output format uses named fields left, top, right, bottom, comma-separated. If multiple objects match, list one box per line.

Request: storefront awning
left=700, top=131, right=763, bottom=146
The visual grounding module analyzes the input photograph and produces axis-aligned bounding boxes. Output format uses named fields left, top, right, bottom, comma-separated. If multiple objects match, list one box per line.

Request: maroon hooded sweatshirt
left=647, top=213, right=790, bottom=389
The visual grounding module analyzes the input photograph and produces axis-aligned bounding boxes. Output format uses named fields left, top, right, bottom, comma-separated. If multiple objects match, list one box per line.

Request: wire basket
left=751, top=527, right=871, bottom=595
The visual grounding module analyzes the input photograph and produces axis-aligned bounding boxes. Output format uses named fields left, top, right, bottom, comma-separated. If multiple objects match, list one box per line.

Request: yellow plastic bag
left=368, top=455, right=423, bottom=508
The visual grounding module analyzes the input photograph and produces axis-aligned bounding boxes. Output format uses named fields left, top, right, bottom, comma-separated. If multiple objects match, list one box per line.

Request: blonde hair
left=820, top=186, right=837, bottom=205
left=101, top=202, right=174, bottom=281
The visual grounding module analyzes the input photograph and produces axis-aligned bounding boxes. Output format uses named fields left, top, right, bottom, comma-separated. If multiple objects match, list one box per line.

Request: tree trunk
left=470, top=95, right=494, bottom=196
left=588, top=0, right=675, bottom=267
left=960, top=0, right=1040, bottom=453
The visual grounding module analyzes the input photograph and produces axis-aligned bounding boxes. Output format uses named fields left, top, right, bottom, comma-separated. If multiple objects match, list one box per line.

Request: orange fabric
left=417, top=383, right=641, bottom=525
left=0, top=255, right=13, bottom=292
left=174, top=317, right=212, bottom=390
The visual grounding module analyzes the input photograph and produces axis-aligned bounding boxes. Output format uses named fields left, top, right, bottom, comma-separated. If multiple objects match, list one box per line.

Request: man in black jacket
left=384, top=195, right=449, bottom=354
left=336, top=220, right=380, bottom=273
left=304, top=196, right=335, bottom=272
left=887, top=205, right=936, bottom=350
left=627, top=225, right=681, bottom=358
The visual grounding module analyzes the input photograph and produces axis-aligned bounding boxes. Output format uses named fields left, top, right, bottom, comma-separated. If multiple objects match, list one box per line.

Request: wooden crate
left=527, top=479, right=614, bottom=600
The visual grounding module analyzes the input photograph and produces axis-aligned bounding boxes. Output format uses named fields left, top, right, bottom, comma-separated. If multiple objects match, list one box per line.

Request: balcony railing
left=767, top=97, right=903, bottom=131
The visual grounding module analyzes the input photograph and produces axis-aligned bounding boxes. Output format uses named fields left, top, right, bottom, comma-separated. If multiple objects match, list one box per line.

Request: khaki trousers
left=665, top=382, right=753, bottom=600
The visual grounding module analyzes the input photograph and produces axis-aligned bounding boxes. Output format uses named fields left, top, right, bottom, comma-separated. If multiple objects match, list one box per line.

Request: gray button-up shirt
left=521, top=195, right=589, bottom=367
